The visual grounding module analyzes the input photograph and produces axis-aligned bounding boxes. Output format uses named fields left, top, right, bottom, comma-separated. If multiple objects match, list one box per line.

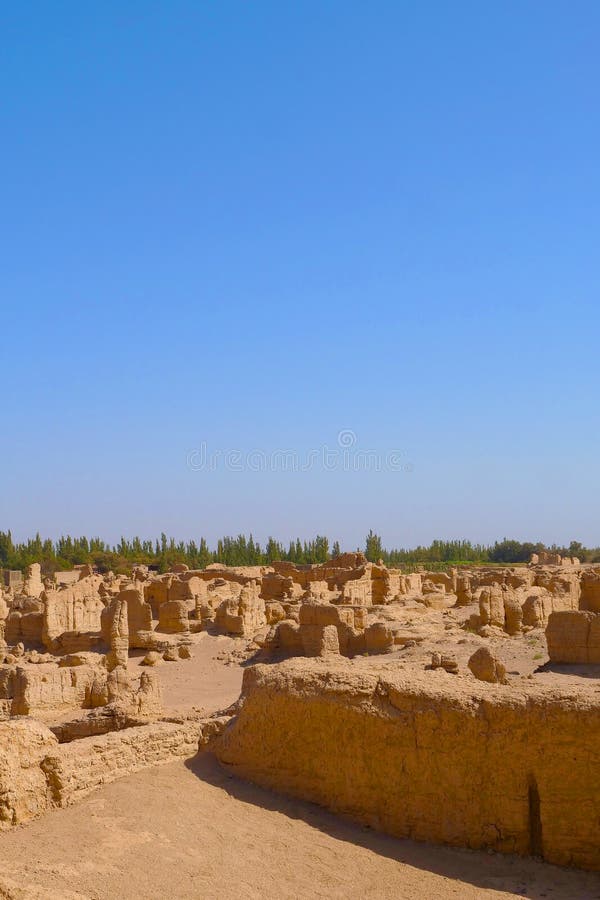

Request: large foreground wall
left=214, top=660, right=600, bottom=870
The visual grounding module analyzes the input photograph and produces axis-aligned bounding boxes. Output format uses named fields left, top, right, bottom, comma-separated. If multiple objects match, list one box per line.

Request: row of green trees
left=0, top=530, right=596, bottom=575
left=371, top=534, right=595, bottom=566
left=0, top=531, right=336, bottom=574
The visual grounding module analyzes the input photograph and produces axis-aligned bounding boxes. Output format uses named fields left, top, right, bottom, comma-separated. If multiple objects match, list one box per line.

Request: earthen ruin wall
left=214, top=660, right=600, bottom=870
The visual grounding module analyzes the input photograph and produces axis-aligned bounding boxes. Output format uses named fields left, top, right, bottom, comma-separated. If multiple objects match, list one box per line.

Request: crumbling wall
left=260, top=572, right=298, bottom=602
left=0, top=716, right=214, bottom=830
left=43, top=720, right=200, bottom=808
left=296, top=603, right=365, bottom=657
left=4, top=598, right=44, bottom=645
left=546, top=610, right=600, bottom=663
left=42, top=578, right=105, bottom=649
left=143, top=576, right=171, bottom=617
left=120, top=587, right=153, bottom=648
left=158, top=599, right=190, bottom=634
left=0, top=719, right=58, bottom=828
left=214, top=660, right=600, bottom=870
left=266, top=602, right=422, bottom=659
left=580, top=571, right=600, bottom=612
left=1, top=570, right=23, bottom=592
left=471, top=567, right=582, bottom=633
left=104, top=596, right=129, bottom=671
left=214, top=583, right=266, bottom=636
left=7, top=664, right=103, bottom=718
left=22, top=564, right=44, bottom=599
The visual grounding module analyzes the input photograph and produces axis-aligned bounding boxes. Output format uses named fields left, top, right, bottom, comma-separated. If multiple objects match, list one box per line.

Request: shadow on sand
left=185, top=752, right=600, bottom=900
left=534, top=661, right=600, bottom=680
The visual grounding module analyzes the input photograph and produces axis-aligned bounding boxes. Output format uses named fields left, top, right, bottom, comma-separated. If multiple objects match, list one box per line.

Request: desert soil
left=130, top=632, right=245, bottom=715
left=1, top=754, right=600, bottom=900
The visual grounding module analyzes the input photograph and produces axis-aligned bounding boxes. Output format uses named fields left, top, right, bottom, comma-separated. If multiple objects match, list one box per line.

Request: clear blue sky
left=2, top=1, right=599, bottom=550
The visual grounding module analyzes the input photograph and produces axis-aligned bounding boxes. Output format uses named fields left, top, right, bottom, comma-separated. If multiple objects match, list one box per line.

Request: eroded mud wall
left=214, top=660, right=600, bottom=870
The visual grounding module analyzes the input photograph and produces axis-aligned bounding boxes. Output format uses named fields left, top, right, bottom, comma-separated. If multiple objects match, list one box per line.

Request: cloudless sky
left=1, top=1, right=599, bottom=550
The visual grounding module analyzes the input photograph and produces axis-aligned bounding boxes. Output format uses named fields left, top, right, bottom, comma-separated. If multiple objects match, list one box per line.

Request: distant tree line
left=0, top=530, right=596, bottom=576
left=0, top=531, right=334, bottom=575
left=367, top=533, right=593, bottom=567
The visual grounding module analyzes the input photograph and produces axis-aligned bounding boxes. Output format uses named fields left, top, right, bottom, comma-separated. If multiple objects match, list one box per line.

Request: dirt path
left=0, top=754, right=598, bottom=900
left=129, top=633, right=245, bottom=715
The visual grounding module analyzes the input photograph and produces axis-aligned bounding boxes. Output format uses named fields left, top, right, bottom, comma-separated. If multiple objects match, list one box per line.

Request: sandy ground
left=1, top=754, right=599, bottom=900
left=130, top=633, right=245, bottom=715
